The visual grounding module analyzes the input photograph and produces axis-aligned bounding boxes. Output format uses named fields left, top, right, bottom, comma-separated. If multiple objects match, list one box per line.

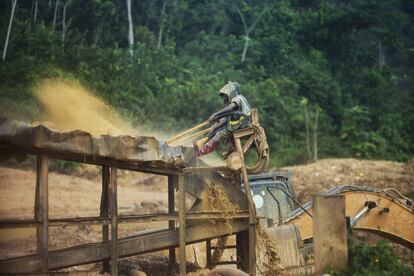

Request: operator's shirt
left=227, top=94, right=251, bottom=131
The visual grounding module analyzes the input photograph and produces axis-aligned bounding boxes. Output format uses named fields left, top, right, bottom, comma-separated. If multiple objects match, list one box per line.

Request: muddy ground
left=0, top=158, right=413, bottom=275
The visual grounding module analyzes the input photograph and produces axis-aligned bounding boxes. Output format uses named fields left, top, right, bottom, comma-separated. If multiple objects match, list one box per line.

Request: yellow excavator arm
left=284, top=186, right=414, bottom=248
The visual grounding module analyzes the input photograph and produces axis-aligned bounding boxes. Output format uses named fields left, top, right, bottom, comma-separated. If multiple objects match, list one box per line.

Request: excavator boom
left=284, top=186, right=414, bottom=248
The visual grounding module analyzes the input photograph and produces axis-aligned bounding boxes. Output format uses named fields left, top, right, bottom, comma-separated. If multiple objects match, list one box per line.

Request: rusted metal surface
left=0, top=118, right=195, bottom=168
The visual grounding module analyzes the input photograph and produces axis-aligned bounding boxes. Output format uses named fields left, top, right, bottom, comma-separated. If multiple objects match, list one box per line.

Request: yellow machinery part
left=285, top=190, right=414, bottom=248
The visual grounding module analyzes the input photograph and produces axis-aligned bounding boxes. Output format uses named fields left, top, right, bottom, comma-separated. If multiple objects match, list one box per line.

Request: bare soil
left=281, top=158, right=414, bottom=203
left=0, top=158, right=413, bottom=274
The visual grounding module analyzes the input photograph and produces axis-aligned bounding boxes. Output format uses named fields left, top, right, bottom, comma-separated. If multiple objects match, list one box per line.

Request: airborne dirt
left=34, top=79, right=137, bottom=136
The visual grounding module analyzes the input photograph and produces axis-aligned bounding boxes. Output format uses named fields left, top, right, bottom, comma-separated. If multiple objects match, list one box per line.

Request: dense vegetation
left=1, top=0, right=413, bottom=166
left=341, top=240, right=414, bottom=276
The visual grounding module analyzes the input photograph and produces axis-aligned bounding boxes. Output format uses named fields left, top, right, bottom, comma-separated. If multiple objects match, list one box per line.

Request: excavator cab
left=243, top=171, right=298, bottom=226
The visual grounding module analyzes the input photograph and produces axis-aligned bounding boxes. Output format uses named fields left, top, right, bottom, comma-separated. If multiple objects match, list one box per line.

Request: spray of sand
left=33, top=79, right=136, bottom=137
left=205, top=181, right=283, bottom=275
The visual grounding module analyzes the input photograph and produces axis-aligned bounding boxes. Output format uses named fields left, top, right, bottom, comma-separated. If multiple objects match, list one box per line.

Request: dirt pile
left=33, top=79, right=136, bottom=136
left=281, top=158, right=414, bottom=203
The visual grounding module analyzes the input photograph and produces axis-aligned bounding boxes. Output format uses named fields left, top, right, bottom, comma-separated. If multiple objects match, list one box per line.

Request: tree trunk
left=236, top=5, right=266, bottom=62
left=93, top=18, right=104, bottom=48
left=304, top=105, right=312, bottom=161
left=2, top=0, right=18, bottom=61
left=29, top=0, right=34, bottom=31
left=30, top=0, right=34, bottom=22
left=241, top=35, right=249, bottom=62
left=53, top=0, right=60, bottom=31
left=378, top=42, right=385, bottom=67
left=157, top=0, right=167, bottom=49
left=61, top=1, right=69, bottom=49
left=126, top=0, right=134, bottom=56
left=313, top=108, right=319, bottom=162
left=34, top=0, right=38, bottom=23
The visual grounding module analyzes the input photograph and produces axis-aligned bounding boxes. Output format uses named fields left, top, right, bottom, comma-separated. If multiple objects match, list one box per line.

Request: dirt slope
left=281, top=158, right=414, bottom=203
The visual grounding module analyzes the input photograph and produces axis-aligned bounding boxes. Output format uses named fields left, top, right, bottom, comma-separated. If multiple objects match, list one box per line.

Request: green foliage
left=346, top=240, right=414, bottom=276
left=0, top=0, right=413, bottom=166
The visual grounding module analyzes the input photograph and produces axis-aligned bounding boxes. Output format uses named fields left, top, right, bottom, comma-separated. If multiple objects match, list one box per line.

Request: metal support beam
left=100, top=166, right=110, bottom=273
left=109, top=167, right=118, bottom=275
left=178, top=174, right=186, bottom=275
left=35, top=155, right=49, bottom=272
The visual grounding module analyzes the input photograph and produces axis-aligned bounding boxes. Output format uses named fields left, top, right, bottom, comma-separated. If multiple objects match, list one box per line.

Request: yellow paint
left=286, top=191, right=414, bottom=248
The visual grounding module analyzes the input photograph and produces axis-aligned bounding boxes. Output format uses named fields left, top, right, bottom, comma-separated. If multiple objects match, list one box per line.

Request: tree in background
left=0, top=0, right=413, bottom=166
left=235, top=0, right=267, bottom=62
left=2, top=0, right=17, bottom=61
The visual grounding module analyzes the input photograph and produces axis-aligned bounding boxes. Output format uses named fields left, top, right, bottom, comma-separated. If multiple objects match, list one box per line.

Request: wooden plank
left=14, top=146, right=180, bottom=176
left=178, top=174, right=186, bottom=275
left=182, top=166, right=232, bottom=174
left=0, top=220, right=249, bottom=273
left=234, top=138, right=256, bottom=275
left=34, top=157, right=41, bottom=254
left=313, top=195, right=348, bottom=273
left=109, top=167, right=118, bottom=275
left=166, top=175, right=176, bottom=275
left=100, top=166, right=110, bottom=273
left=0, top=212, right=250, bottom=229
left=242, top=135, right=255, bottom=154
left=233, top=128, right=254, bottom=139
left=250, top=109, right=259, bottom=125
left=35, top=155, right=49, bottom=271
left=206, top=239, right=212, bottom=269
left=236, top=231, right=249, bottom=271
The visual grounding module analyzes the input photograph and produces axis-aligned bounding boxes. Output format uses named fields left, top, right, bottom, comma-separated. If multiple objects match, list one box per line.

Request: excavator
left=247, top=173, right=414, bottom=273
left=167, top=109, right=414, bottom=274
